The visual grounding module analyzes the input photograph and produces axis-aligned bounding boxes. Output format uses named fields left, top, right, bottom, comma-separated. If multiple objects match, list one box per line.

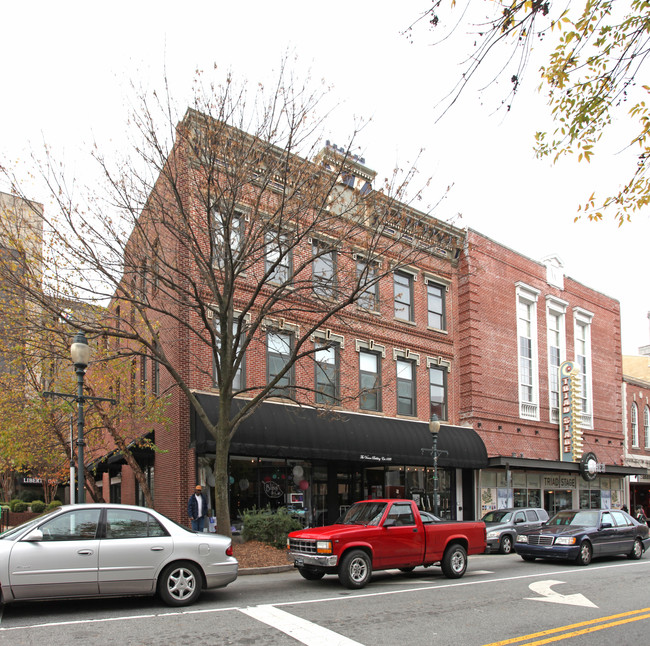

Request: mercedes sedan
left=0, top=503, right=238, bottom=606
left=514, top=508, right=650, bottom=566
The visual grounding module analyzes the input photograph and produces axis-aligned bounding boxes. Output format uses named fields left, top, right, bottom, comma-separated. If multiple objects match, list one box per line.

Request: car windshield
left=342, top=502, right=387, bottom=526
left=482, top=511, right=512, bottom=523
left=547, top=510, right=600, bottom=527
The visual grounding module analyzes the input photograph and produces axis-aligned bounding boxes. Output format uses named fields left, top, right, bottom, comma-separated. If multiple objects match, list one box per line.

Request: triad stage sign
left=559, top=361, right=583, bottom=462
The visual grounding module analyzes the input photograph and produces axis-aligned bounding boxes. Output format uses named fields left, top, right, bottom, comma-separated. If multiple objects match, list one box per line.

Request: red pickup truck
left=287, top=499, right=486, bottom=589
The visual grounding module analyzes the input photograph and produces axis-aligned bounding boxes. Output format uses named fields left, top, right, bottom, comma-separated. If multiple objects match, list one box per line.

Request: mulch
left=232, top=540, right=293, bottom=569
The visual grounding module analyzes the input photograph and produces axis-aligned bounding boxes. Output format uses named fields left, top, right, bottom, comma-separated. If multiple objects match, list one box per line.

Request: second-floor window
left=394, top=271, right=414, bottom=322
left=214, top=319, right=245, bottom=392
left=645, top=406, right=650, bottom=449
left=267, top=331, right=294, bottom=395
left=516, top=284, right=540, bottom=420
left=546, top=300, right=566, bottom=422
left=396, top=359, right=416, bottom=416
left=632, top=402, right=639, bottom=447
left=359, top=350, right=381, bottom=411
left=574, top=309, right=593, bottom=427
left=429, top=365, right=448, bottom=421
left=315, top=341, right=339, bottom=404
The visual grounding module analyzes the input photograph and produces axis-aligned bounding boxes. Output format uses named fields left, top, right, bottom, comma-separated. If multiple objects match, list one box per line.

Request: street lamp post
left=43, top=330, right=115, bottom=504
left=70, top=332, right=91, bottom=504
left=429, top=418, right=441, bottom=517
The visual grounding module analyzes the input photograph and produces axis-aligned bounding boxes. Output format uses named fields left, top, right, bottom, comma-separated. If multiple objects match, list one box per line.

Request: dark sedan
left=514, top=509, right=650, bottom=565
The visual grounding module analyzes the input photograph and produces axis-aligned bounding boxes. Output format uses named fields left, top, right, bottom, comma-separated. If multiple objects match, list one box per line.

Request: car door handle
left=151, top=546, right=165, bottom=551
left=77, top=549, right=94, bottom=556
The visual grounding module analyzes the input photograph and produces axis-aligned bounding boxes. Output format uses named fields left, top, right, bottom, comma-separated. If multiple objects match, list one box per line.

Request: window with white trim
left=315, top=341, right=339, bottom=404
left=644, top=405, right=650, bottom=449
left=356, top=258, right=379, bottom=311
left=426, top=280, right=446, bottom=330
left=359, top=349, right=381, bottom=411
left=212, top=208, right=244, bottom=269
left=516, top=283, right=540, bottom=420
left=574, top=308, right=593, bottom=428
left=429, top=364, right=448, bottom=421
left=267, top=331, right=294, bottom=396
left=546, top=297, right=567, bottom=423
left=394, top=270, right=414, bottom=322
left=312, top=239, right=336, bottom=298
left=632, top=402, right=639, bottom=447
left=265, top=230, right=292, bottom=284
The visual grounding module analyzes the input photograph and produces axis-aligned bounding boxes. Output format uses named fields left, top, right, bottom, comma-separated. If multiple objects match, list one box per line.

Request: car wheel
left=441, top=543, right=467, bottom=579
left=628, top=538, right=644, bottom=560
left=575, top=541, right=592, bottom=566
left=338, top=549, right=372, bottom=589
left=521, top=555, right=536, bottom=562
left=298, top=567, right=325, bottom=580
left=499, top=535, right=513, bottom=555
left=158, top=561, right=202, bottom=606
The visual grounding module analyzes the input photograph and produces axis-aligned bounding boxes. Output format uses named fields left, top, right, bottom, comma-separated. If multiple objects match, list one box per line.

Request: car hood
left=289, top=524, right=378, bottom=540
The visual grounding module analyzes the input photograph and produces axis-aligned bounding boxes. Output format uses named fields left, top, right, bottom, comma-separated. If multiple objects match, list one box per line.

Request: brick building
left=458, top=229, right=644, bottom=516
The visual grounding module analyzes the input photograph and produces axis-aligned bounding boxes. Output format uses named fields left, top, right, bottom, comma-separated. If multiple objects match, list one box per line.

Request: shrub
left=12, top=501, right=28, bottom=513
left=9, top=499, right=23, bottom=512
left=30, top=500, right=46, bottom=513
left=241, top=506, right=302, bottom=550
left=47, top=500, right=63, bottom=511
left=19, top=490, right=40, bottom=503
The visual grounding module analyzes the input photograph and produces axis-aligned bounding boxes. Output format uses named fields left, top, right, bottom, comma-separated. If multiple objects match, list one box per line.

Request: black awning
left=190, top=393, right=488, bottom=469
left=488, top=455, right=648, bottom=477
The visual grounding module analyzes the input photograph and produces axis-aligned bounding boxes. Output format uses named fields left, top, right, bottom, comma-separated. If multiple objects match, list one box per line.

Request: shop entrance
left=544, top=489, right=573, bottom=516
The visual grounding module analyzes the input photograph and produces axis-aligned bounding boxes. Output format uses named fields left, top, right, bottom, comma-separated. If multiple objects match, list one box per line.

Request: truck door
left=374, top=502, right=425, bottom=569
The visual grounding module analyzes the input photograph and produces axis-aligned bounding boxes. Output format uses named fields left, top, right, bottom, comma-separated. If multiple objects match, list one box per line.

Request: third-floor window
left=394, top=270, right=414, bottom=322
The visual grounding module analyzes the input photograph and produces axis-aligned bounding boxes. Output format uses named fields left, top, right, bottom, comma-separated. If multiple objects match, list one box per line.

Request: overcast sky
left=2, top=1, right=649, bottom=353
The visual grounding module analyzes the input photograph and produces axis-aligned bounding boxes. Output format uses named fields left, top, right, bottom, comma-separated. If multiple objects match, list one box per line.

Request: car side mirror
left=600, top=522, right=613, bottom=529
left=514, top=518, right=524, bottom=524
left=22, top=529, right=44, bottom=542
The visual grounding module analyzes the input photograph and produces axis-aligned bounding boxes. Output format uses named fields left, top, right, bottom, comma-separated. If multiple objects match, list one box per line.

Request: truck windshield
left=342, top=502, right=387, bottom=526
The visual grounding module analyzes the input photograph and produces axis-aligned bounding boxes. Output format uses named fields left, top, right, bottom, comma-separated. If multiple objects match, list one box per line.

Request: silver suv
left=482, top=507, right=549, bottom=554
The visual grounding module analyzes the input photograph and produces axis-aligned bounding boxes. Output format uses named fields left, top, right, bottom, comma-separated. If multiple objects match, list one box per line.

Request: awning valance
left=190, top=393, right=488, bottom=469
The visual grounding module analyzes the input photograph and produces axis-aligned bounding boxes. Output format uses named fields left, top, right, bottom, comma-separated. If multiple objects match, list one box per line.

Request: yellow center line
left=482, top=607, right=650, bottom=646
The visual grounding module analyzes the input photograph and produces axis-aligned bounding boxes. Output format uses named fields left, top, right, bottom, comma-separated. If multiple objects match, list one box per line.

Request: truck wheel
left=499, top=535, right=513, bottom=555
left=339, top=549, right=372, bottom=589
left=441, top=543, right=467, bottom=579
left=298, top=567, right=325, bottom=580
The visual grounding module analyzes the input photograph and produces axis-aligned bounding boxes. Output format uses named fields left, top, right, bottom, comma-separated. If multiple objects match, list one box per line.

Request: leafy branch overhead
left=411, top=0, right=650, bottom=224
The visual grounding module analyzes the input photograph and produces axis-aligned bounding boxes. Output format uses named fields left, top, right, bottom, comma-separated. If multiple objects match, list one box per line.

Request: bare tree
left=2, top=67, right=461, bottom=533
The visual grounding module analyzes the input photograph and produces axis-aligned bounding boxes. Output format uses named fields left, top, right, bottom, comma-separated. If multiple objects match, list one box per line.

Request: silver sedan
left=0, top=503, right=238, bottom=606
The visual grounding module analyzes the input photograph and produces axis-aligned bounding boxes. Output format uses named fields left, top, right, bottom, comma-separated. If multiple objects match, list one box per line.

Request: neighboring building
left=623, top=325, right=650, bottom=514
left=458, top=230, right=645, bottom=516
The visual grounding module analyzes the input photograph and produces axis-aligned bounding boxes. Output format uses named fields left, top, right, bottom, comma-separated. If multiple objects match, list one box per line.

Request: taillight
left=226, top=544, right=233, bottom=557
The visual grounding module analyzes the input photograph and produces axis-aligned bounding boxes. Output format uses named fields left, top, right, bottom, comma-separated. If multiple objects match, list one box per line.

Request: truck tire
left=298, top=567, right=325, bottom=580
left=441, top=543, right=467, bottom=579
left=338, top=549, right=372, bottom=589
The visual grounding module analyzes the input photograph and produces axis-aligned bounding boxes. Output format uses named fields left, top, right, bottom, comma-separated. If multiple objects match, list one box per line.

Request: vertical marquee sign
left=560, top=361, right=583, bottom=462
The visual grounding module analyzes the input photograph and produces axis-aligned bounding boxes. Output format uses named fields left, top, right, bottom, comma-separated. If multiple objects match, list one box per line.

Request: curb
left=238, top=564, right=294, bottom=576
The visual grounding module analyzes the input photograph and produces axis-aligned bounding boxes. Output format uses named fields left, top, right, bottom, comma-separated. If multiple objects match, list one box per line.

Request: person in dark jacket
left=635, top=505, right=647, bottom=526
left=188, top=485, right=208, bottom=532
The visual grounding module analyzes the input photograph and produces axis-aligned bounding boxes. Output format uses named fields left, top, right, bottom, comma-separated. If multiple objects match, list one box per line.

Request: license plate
left=294, top=557, right=304, bottom=567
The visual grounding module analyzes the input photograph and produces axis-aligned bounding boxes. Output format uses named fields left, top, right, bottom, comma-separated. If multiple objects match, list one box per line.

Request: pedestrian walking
left=188, top=484, right=208, bottom=532
left=635, top=505, right=647, bottom=526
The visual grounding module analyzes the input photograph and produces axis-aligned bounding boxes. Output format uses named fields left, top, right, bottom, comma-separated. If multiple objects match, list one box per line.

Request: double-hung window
left=644, top=406, right=650, bottom=449
left=212, top=208, right=243, bottom=269
left=312, top=240, right=336, bottom=298
left=315, top=341, right=339, bottom=404
left=214, top=318, right=245, bottom=392
left=546, top=298, right=567, bottom=423
left=574, top=308, right=593, bottom=428
left=357, top=259, right=379, bottom=311
left=426, top=280, right=446, bottom=330
left=632, top=403, right=639, bottom=447
left=516, top=283, right=540, bottom=420
left=359, top=349, right=381, bottom=411
left=265, top=230, right=292, bottom=284
left=396, top=359, right=416, bottom=416
left=267, top=331, right=294, bottom=396
left=394, top=270, right=414, bottom=322
left=428, top=363, right=448, bottom=421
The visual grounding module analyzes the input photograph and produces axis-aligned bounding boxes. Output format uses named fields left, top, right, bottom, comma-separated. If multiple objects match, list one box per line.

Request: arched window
left=631, top=403, right=639, bottom=447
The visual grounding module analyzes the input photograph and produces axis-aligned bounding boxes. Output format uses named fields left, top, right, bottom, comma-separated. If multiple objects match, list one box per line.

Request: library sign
left=560, top=361, right=583, bottom=462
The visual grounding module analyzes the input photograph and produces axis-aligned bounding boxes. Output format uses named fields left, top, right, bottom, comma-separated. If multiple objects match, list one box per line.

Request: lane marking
left=240, top=604, right=364, bottom=646
left=482, top=607, right=650, bottom=646
left=1, top=560, right=648, bottom=633
left=525, top=580, right=597, bottom=608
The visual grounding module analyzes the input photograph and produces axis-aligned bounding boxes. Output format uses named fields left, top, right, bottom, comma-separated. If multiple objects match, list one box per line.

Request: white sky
left=2, top=1, right=648, bottom=353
